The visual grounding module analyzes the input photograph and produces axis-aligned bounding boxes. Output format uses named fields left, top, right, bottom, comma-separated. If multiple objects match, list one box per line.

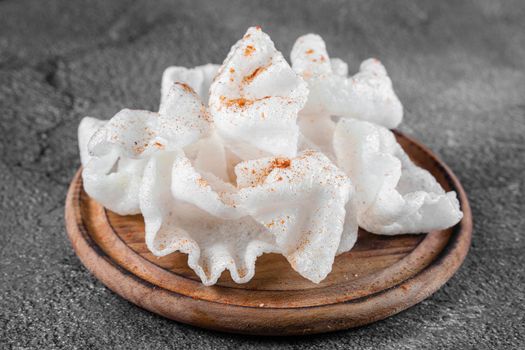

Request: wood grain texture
left=65, top=131, right=472, bottom=335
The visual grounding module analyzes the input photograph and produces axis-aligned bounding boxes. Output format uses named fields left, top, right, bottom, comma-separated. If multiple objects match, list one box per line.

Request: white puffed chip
left=161, top=63, right=219, bottom=106
left=83, top=150, right=147, bottom=215
left=79, top=116, right=146, bottom=215
left=81, top=83, right=212, bottom=216
left=88, top=109, right=157, bottom=159
left=290, top=34, right=332, bottom=78
left=334, top=118, right=463, bottom=235
left=209, top=26, right=308, bottom=159
left=140, top=151, right=280, bottom=286
left=291, top=34, right=403, bottom=129
left=138, top=147, right=356, bottom=285
left=88, top=85, right=211, bottom=159
left=157, top=82, right=212, bottom=150
left=235, top=150, right=354, bottom=283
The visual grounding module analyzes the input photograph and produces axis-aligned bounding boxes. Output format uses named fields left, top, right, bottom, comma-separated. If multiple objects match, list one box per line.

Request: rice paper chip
left=141, top=147, right=355, bottom=285
left=87, top=109, right=158, bottom=159
left=209, top=26, right=308, bottom=159
left=161, top=63, right=219, bottom=106
left=82, top=149, right=147, bottom=215
left=140, top=151, right=280, bottom=286
left=80, top=83, right=212, bottom=215
left=333, top=118, right=463, bottom=235
left=235, top=150, right=354, bottom=283
left=291, top=34, right=403, bottom=129
left=157, top=82, right=213, bottom=151
left=79, top=116, right=146, bottom=215
left=89, top=84, right=211, bottom=159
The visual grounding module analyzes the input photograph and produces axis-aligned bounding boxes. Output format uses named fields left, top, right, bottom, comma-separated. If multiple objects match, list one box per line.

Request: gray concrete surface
left=1, top=0, right=524, bottom=348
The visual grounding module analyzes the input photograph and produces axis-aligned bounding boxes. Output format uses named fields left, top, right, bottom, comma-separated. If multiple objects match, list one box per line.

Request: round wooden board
left=65, top=131, right=472, bottom=336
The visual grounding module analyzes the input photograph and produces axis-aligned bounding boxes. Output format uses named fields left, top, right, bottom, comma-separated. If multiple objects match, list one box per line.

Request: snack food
left=78, top=27, right=462, bottom=285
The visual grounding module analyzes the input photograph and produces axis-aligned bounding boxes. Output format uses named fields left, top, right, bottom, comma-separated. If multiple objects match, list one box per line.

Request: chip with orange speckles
left=234, top=150, right=355, bottom=283
left=334, top=118, right=463, bottom=235
left=79, top=82, right=212, bottom=216
left=209, top=26, right=308, bottom=160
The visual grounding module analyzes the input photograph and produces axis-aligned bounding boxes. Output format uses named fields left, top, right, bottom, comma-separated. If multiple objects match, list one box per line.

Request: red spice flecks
left=255, top=25, right=262, bottom=30
left=133, top=145, right=145, bottom=154
left=153, top=141, right=165, bottom=150
left=229, top=67, right=235, bottom=73
left=305, top=49, right=314, bottom=54
left=220, top=95, right=272, bottom=109
left=200, top=106, right=212, bottom=123
left=271, top=157, right=291, bottom=169
left=301, top=149, right=316, bottom=157
left=242, top=66, right=266, bottom=84
left=223, top=97, right=253, bottom=108
left=244, top=45, right=256, bottom=56
left=248, top=157, right=292, bottom=187
left=175, top=82, right=196, bottom=94
left=132, top=141, right=148, bottom=155
left=196, top=178, right=209, bottom=187
left=295, top=236, right=311, bottom=253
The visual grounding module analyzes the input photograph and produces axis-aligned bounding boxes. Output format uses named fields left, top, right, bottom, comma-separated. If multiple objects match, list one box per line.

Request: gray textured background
left=1, top=0, right=524, bottom=349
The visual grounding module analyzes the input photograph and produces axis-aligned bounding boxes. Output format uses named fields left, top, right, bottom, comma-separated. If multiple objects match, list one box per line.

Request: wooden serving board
left=65, top=131, right=472, bottom=336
